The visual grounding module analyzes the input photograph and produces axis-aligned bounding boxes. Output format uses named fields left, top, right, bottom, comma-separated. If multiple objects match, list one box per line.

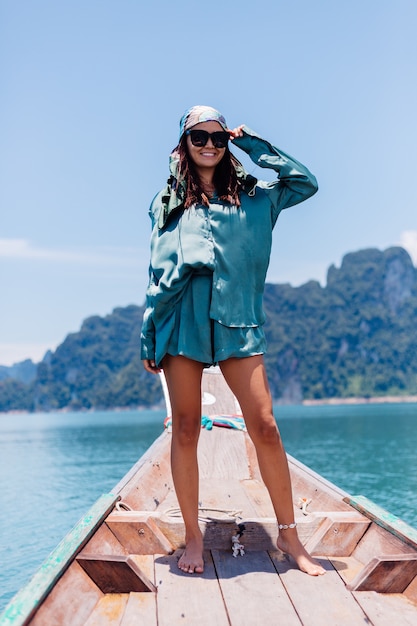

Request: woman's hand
left=228, top=125, right=245, bottom=140
left=143, top=359, right=161, bottom=374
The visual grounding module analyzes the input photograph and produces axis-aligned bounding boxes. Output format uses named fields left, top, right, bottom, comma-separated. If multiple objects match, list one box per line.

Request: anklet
left=278, top=522, right=297, bottom=530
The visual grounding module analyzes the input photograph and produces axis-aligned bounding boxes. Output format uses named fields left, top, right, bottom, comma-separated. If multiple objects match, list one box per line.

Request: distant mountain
left=262, top=246, right=417, bottom=402
left=31, top=305, right=162, bottom=412
left=1, top=246, right=416, bottom=412
left=0, top=359, right=37, bottom=384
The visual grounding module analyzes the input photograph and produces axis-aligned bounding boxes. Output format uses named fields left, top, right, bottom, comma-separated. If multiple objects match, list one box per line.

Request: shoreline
left=2, top=395, right=417, bottom=415
left=302, top=395, right=417, bottom=406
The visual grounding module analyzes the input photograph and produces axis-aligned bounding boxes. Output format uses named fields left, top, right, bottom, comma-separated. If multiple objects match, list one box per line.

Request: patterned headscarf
left=178, top=105, right=228, bottom=141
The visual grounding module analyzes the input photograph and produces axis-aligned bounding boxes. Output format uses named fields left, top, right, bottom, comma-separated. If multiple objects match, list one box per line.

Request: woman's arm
left=140, top=258, right=161, bottom=373
left=230, top=125, right=318, bottom=211
left=141, top=312, right=160, bottom=373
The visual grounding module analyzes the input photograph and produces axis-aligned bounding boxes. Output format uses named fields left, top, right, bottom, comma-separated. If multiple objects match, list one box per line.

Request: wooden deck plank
left=269, top=551, right=369, bottom=625
left=241, top=479, right=325, bottom=546
left=120, top=555, right=157, bottom=625
left=405, top=574, right=417, bottom=604
left=212, top=549, right=301, bottom=625
left=198, top=428, right=251, bottom=480
left=158, top=476, right=258, bottom=520
left=152, top=484, right=180, bottom=518
left=200, top=366, right=242, bottom=416
left=116, top=431, right=174, bottom=510
left=329, top=556, right=366, bottom=586
left=113, top=431, right=170, bottom=494
left=345, top=496, right=417, bottom=550
left=198, top=477, right=259, bottom=519
left=154, top=550, right=229, bottom=626
left=29, top=562, right=103, bottom=626
left=352, top=591, right=417, bottom=626
left=120, top=592, right=157, bottom=626
left=128, top=555, right=155, bottom=583
left=351, top=524, right=416, bottom=565
left=241, top=478, right=276, bottom=517
left=84, top=594, right=129, bottom=626
left=80, top=522, right=129, bottom=557
left=287, top=455, right=353, bottom=513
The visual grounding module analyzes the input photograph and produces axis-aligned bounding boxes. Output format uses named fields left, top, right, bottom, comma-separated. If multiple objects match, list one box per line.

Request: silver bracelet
left=278, top=522, right=297, bottom=530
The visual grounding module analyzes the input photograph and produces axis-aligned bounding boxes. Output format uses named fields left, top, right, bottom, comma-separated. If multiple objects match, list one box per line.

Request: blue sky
left=1, top=0, right=417, bottom=366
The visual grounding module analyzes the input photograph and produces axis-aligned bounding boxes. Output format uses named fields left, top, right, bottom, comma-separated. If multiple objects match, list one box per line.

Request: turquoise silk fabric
left=141, top=126, right=318, bottom=364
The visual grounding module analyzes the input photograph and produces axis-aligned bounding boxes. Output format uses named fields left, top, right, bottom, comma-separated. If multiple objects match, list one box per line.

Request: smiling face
left=186, top=121, right=227, bottom=177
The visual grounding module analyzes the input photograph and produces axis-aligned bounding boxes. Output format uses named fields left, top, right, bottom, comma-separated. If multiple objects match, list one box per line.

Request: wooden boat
left=1, top=367, right=417, bottom=625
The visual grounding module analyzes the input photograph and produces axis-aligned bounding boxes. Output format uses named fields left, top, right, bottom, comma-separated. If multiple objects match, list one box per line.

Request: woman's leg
left=219, top=355, right=325, bottom=576
left=162, top=354, right=205, bottom=573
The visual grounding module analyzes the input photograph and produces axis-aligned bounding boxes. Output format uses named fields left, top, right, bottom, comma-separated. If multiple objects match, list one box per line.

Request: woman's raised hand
left=228, top=125, right=245, bottom=139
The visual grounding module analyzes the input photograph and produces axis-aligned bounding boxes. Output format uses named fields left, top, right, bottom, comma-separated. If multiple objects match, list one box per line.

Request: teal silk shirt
left=141, top=126, right=318, bottom=362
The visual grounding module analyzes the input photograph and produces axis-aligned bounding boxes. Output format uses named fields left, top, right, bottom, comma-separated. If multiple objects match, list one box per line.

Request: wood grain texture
left=352, top=590, right=417, bottom=626
left=200, top=366, right=242, bottom=416
left=347, top=555, right=417, bottom=592
left=404, top=572, right=417, bottom=604
left=303, top=512, right=370, bottom=556
left=287, top=454, right=353, bottom=513
left=77, top=555, right=156, bottom=593
left=84, top=594, right=129, bottom=626
left=241, top=477, right=276, bottom=517
left=328, top=556, right=366, bottom=585
left=29, top=562, right=103, bottom=626
left=79, top=523, right=128, bottom=557
left=154, top=550, right=229, bottom=626
left=212, top=549, right=301, bottom=625
left=116, top=432, right=173, bottom=510
left=351, top=523, right=417, bottom=565
left=270, top=552, right=369, bottom=625
left=197, top=428, right=251, bottom=480
left=120, top=592, right=157, bottom=626
left=106, top=513, right=173, bottom=555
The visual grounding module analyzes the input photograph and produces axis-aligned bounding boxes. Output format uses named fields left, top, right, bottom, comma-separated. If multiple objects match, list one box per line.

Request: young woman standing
left=141, top=105, right=325, bottom=577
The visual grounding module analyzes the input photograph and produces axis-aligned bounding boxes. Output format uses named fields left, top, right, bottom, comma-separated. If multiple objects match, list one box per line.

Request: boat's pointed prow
left=2, top=369, right=417, bottom=625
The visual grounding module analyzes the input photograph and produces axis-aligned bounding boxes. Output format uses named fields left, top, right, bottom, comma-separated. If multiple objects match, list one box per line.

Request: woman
left=141, top=105, right=325, bottom=576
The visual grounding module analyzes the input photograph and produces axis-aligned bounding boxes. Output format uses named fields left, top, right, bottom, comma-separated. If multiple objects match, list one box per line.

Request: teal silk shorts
left=155, top=272, right=267, bottom=366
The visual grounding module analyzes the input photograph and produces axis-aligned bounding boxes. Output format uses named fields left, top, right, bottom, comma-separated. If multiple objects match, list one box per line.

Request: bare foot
left=277, top=530, right=326, bottom=576
left=178, top=533, right=204, bottom=574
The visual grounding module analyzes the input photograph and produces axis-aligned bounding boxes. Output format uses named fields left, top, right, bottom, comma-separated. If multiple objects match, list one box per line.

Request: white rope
left=115, top=501, right=243, bottom=523
left=115, top=501, right=133, bottom=512
left=163, top=506, right=243, bottom=524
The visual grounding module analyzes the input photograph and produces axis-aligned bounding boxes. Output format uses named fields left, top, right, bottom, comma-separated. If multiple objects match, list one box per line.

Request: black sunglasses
left=186, top=129, right=229, bottom=148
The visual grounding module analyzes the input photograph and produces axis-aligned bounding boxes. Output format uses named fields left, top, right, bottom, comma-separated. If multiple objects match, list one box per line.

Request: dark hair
left=176, top=135, right=241, bottom=209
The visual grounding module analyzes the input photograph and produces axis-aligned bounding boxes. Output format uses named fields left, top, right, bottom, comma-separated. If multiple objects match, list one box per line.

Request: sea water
left=0, top=402, right=416, bottom=611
